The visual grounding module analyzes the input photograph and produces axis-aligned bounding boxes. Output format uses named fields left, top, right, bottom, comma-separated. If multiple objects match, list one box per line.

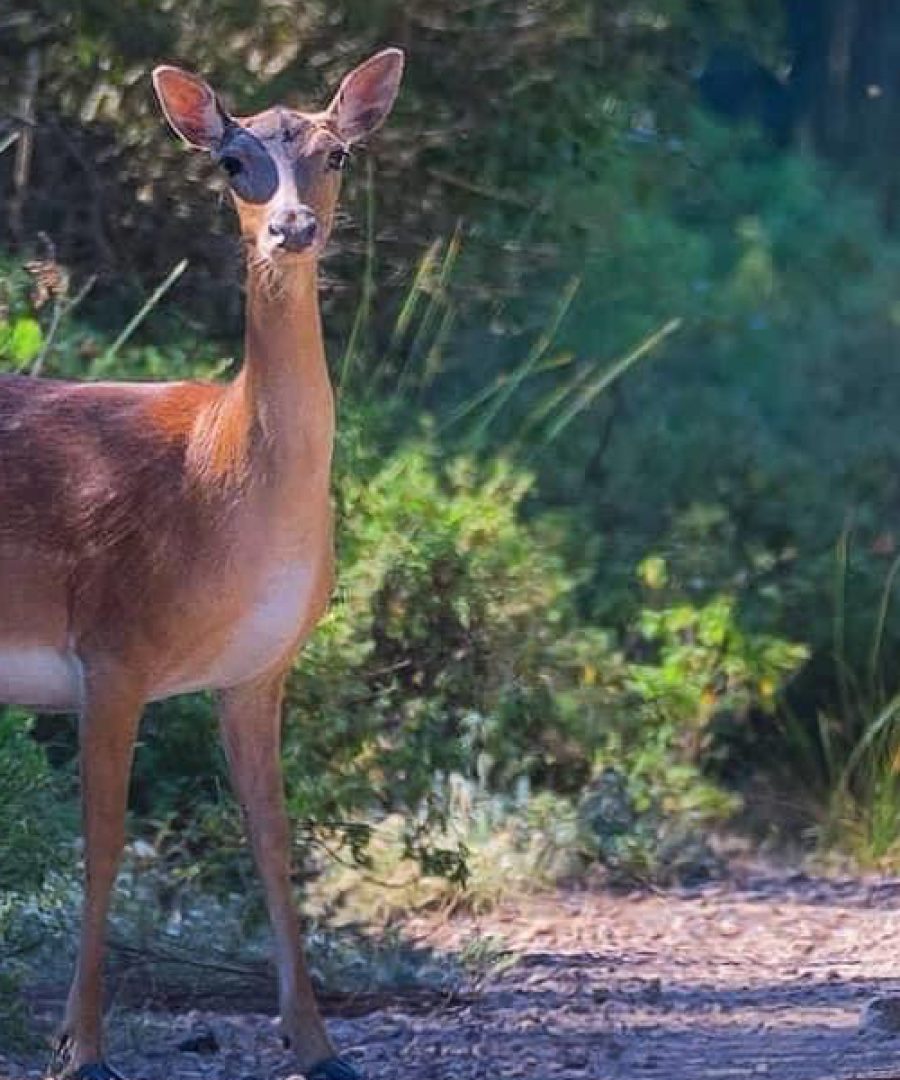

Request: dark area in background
left=700, top=2, right=900, bottom=225
left=7, top=3, right=900, bottom=328
left=1, top=7, right=898, bottom=273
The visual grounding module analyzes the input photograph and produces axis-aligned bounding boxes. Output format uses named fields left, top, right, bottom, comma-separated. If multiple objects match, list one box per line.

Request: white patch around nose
left=258, top=156, right=305, bottom=258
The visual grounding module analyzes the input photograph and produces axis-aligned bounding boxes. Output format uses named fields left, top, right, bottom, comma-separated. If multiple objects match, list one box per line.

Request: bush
left=0, top=712, right=76, bottom=1046
left=0, top=711, right=73, bottom=898
left=279, top=423, right=594, bottom=871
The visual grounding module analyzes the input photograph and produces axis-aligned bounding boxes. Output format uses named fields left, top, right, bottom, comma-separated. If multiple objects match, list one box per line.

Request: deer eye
left=326, top=147, right=350, bottom=172
left=215, top=131, right=278, bottom=203
left=219, top=155, right=243, bottom=177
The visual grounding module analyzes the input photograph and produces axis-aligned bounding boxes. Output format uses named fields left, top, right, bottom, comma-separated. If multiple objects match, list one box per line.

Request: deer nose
left=268, top=207, right=318, bottom=252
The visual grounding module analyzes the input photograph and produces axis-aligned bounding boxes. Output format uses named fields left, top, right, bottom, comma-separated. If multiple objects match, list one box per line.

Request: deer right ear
left=152, top=66, right=227, bottom=151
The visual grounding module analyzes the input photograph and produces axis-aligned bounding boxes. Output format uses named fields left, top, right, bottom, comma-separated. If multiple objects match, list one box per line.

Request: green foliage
left=0, top=261, right=43, bottom=368
left=0, top=711, right=72, bottom=897
left=0, top=316, right=42, bottom=367
left=564, top=558, right=808, bottom=882
left=767, top=534, right=900, bottom=867
left=0, top=712, right=76, bottom=1047
left=278, top=425, right=591, bottom=873
left=630, top=590, right=808, bottom=731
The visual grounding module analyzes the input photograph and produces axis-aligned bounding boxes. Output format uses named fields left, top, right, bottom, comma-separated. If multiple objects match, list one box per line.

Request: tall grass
left=338, top=202, right=681, bottom=456
left=97, top=258, right=189, bottom=372
left=778, top=527, right=900, bottom=866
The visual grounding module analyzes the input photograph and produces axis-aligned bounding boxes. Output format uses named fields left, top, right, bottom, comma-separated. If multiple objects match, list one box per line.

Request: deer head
left=152, top=49, right=404, bottom=262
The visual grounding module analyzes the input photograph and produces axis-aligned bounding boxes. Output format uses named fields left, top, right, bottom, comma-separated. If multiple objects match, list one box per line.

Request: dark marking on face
left=214, top=127, right=278, bottom=205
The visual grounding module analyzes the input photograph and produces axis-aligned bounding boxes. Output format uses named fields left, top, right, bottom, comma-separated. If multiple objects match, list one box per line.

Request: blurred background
left=5, top=0, right=900, bottom=1040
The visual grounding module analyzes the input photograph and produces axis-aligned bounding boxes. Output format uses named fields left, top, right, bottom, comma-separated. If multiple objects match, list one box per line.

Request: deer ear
left=152, top=65, right=227, bottom=150
left=327, top=48, right=404, bottom=144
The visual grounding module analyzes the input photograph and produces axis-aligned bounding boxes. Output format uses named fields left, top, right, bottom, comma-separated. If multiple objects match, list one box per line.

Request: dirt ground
left=5, top=869, right=900, bottom=1080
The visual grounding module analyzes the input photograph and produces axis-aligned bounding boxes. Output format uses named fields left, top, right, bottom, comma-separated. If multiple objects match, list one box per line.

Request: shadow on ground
left=6, top=872, right=900, bottom=1079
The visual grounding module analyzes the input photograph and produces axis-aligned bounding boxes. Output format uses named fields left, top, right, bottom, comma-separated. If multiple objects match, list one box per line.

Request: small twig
left=298, top=818, right=376, bottom=833
left=304, top=832, right=416, bottom=890
left=31, top=273, right=96, bottom=376
left=100, top=258, right=188, bottom=367
left=109, top=939, right=269, bottom=981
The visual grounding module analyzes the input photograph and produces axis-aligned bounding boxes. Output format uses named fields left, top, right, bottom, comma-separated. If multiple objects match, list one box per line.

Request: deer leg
left=218, top=673, right=344, bottom=1075
left=56, top=671, right=142, bottom=1077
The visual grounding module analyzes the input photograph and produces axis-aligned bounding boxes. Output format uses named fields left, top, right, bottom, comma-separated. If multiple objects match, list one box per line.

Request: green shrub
left=279, top=425, right=592, bottom=865
left=0, top=712, right=76, bottom=1046
left=562, top=557, right=806, bottom=881
left=0, top=711, right=73, bottom=897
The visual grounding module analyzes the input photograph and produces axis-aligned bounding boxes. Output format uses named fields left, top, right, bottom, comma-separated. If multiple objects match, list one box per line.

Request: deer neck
left=240, top=256, right=335, bottom=486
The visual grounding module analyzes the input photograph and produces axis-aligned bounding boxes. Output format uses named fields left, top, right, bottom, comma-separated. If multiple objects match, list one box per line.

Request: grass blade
left=339, top=157, right=377, bottom=394
left=389, top=238, right=444, bottom=352
left=867, top=550, right=900, bottom=701
left=838, top=693, right=900, bottom=791
left=99, top=258, right=188, bottom=369
left=0, top=131, right=19, bottom=156
left=438, top=353, right=574, bottom=435
left=467, top=275, right=581, bottom=443
left=833, top=521, right=854, bottom=733
left=542, top=318, right=682, bottom=444
left=420, top=300, right=457, bottom=393
left=401, top=223, right=462, bottom=389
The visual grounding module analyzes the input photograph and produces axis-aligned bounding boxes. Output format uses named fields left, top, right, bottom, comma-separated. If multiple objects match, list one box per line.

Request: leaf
left=639, top=555, right=668, bottom=590
left=8, top=317, right=43, bottom=365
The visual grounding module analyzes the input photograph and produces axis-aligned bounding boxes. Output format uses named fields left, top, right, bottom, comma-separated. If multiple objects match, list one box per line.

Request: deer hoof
left=306, top=1057, right=364, bottom=1080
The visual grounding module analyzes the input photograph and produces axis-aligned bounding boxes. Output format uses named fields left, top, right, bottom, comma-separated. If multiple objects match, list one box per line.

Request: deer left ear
left=327, top=48, right=405, bottom=144
left=152, top=65, right=228, bottom=151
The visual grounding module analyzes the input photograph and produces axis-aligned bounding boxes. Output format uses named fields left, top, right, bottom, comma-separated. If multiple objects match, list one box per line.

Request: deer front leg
left=55, top=670, right=142, bottom=1080
left=218, top=674, right=357, bottom=1079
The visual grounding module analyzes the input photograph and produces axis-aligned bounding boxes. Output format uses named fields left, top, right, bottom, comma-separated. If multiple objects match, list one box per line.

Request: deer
left=0, top=48, right=404, bottom=1080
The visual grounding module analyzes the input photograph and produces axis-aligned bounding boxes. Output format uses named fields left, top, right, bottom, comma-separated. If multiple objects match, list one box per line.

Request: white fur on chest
left=205, top=561, right=318, bottom=688
left=162, top=561, right=317, bottom=697
left=0, top=647, right=81, bottom=710
left=0, top=565, right=320, bottom=708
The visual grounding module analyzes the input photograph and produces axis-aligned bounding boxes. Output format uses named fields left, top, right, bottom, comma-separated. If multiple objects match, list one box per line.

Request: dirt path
left=5, top=871, right=900, bottom=1079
